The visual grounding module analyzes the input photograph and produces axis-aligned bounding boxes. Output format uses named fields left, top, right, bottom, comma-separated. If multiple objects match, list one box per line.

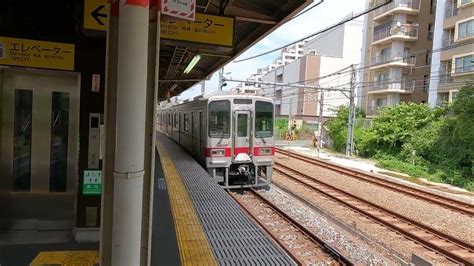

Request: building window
left=428, top=23, right=433, bottom=40
left=376, top=98, right=387, bottom=107
left=454, top=54, right=474, bottom=74
left=457, top=19, right=474, bottom=39
left=423, top=75, right=429, bottom=92
left=449, top=90, right=459, bottom=102
left=425, top=52, right=432, bottom=65
left=459, top=0, right=473, bottom=7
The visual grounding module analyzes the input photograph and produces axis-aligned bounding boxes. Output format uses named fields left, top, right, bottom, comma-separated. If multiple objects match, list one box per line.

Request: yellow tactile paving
left=30, top=250, right=100, bottom=265
left=156, top=141, right=218, bottom=266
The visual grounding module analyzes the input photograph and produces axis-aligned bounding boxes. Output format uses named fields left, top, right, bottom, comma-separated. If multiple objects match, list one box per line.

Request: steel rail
left=274, top=163, right=474, bottom=265
left=275, top=148, right=474, bottom=217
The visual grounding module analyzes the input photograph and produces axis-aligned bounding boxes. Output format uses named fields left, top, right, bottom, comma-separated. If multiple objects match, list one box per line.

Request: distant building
left=258, top=17, right=364, bottom=118
left=244, top=41, right=307, bottom=88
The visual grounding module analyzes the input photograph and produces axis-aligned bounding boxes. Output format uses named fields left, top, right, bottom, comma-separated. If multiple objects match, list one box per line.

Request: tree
left=369, top=102, right=439, bottom=153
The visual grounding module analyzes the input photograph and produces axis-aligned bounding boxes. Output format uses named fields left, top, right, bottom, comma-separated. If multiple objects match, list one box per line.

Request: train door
left=0, top=68, right=79, bottom=236
left=233, top=110, right=252, bottom=157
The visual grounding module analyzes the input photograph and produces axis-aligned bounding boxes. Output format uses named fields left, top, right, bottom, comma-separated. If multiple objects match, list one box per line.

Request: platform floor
left=156, top=132, right=294, bottom=265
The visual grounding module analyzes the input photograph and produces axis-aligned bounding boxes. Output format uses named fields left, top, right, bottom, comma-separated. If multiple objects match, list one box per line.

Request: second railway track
left=273, top=162, right=474, bottom=265
left=275, top=148, right=474, bottom=217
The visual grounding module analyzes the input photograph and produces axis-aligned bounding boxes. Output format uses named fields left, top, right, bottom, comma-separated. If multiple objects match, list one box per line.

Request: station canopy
left=159, top=0, right=311, bottom=99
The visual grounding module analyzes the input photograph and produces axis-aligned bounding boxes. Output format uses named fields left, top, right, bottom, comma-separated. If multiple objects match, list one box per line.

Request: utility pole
left=218, top=68, right=224, bottom=90
left=200, top=80, right=205, bottom=95
left=346, top=64, right=356, bottom=156
left=318, top=90, right=324, bottom=149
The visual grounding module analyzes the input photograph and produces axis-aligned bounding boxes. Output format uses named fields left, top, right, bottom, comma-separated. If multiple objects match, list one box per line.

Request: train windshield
left=209, top=100, right=230, bottom=138
left=255, top=101, right=273, bottom=138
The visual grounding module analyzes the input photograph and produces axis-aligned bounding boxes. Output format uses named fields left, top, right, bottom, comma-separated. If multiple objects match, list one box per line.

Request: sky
left=177, top=0, right=366, bottom=100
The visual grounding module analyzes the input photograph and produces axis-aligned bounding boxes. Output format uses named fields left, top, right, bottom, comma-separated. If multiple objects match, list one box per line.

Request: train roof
left=157, top=92, right=273, bottom=110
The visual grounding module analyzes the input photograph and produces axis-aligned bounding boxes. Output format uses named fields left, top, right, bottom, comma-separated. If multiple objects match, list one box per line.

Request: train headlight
left=258, top=148, right=272, bottom=156
left=211, top=149, right=226, bottom=157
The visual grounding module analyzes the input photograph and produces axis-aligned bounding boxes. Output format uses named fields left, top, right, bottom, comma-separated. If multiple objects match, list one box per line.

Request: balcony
left=373, top=0, right=420, bottom=21
left=370, top=51, right=416, bottom=70
left=367, top=79, right=415, bottom=94
left=366, top=106, right=380, bottom=116
left=372, top=24, right=418, bottom=45
left=439, top=72, right=454, bottom=85
left=445, top=5, right=459, bottom=18
left=442, top=37, right=455, bottom=48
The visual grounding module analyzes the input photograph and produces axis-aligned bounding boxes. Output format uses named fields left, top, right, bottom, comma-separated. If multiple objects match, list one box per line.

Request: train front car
left=206, top=95, right=274, bottom=188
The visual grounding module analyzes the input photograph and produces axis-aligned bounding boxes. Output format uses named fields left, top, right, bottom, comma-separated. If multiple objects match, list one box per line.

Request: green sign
left=83, top=170, right=102, bottom=195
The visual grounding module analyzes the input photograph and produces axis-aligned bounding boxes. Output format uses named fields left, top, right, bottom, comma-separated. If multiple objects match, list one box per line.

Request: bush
left=326, top=106, right=364, bottom=152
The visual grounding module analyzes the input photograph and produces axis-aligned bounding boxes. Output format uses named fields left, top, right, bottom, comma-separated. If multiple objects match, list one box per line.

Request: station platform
left=153, top=132, right=294, bottom=265
left=0, top=133, right=293, bottom=265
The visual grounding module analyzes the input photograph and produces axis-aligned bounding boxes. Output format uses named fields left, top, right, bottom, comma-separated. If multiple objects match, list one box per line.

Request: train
left=157, top=93, right=275, bottom=188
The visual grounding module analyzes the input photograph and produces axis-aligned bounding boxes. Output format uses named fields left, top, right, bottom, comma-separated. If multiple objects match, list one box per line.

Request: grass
left=375, top=154, right=474, bottom=192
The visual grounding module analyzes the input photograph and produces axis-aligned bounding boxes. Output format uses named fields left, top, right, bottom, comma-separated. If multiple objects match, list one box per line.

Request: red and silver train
left=157, top=94, right=274, bottom=188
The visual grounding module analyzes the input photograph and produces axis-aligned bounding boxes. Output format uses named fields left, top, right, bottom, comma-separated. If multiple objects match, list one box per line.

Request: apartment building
left=244, top=41, right=307, bottom=89
left=428, top=0, right=474, bottom=106
left=258, top=18, right=363, bottom=118
left=360, top=0, right=436, bottom=115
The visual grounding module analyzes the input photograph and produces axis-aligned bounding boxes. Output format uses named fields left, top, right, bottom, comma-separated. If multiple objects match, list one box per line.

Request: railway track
left=229, top=189, right=352, bottom=266
left=273, top=163, right=474, bottom=265
left=275, top=148, right=474, bottom=217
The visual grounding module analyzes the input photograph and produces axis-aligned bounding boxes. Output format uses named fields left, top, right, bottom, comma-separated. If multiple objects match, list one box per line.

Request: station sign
left=161, top=0, right=196, bottom=21
left=161, top=13, right=234, bottom=47
left=83, top=170, right=102, bottom=195
left=0, top=37, right=74, bottom=71
left=84, top=0, right=110, bottom=31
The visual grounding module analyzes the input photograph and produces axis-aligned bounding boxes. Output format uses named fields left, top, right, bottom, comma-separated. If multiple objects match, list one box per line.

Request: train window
left=234, top=99, right=252, bottom=104
left=237, top=114, right=248, bottom=137
left=255, top=101, right=273, bottom=138
left=174, top=113, right=178, bottom=128
left=183, top=114, right=189, bottom=132
left=168, top=114, right=171, bottom=125
left=208, top=100, right=230, bottom=138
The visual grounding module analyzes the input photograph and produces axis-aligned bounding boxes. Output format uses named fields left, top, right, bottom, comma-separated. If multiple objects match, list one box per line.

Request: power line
left=291, top=0, right=324, bottom=20
left=233, top=0, right=393, bottom=63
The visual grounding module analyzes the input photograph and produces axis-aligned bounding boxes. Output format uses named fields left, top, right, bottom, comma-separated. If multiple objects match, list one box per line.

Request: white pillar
left=112, top=2, right=149, bottom=265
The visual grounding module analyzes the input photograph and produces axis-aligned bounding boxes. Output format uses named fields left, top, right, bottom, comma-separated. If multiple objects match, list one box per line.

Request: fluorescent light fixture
left=184, top=54, right=201, bottom=74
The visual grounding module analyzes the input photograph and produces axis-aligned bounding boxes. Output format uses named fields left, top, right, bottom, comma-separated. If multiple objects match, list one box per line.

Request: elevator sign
left=83, top=170, right=102, bottom=195
left=0, top=37, right=75, bottom=70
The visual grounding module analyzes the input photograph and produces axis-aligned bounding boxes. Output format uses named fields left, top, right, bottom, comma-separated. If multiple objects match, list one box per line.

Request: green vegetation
left=274, top=118, right=288, bottom=140
left=326, top=105, right=365, bottom=152
left=326, top=83, right=474, bottom=191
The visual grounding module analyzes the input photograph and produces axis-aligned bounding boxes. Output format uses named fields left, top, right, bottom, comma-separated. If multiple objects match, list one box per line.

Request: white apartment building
left=245, top=41, right=307, bottom=88
left=258, top=17, right=364, bottom=118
